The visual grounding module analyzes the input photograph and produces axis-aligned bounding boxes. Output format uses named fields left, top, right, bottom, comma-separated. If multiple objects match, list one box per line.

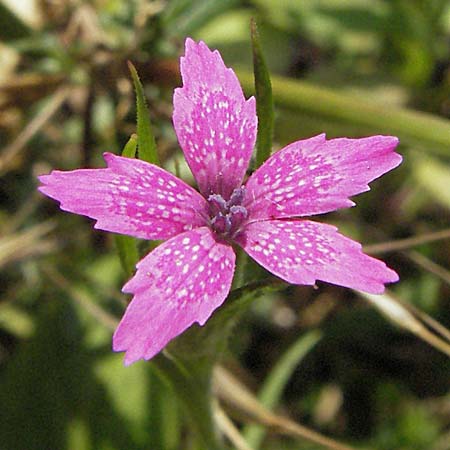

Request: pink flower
left=39, top=38, right=402, bottom=365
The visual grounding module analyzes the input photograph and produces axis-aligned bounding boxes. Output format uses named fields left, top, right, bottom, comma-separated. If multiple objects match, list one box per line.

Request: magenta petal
left=38, top=152, right=207, bottom=240
left=244, top=134, right=402, bottom=220
left=112, top=227, right=235, bottom=365
left=237, top=219, right=398, bottom=294
left=173, top=38, right=257, bottom=199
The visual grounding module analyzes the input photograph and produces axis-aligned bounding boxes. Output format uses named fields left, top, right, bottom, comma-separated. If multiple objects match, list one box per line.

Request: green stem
left=237, top=69, right=450, bottom=156
left=152, top=354, right=226, bottom=450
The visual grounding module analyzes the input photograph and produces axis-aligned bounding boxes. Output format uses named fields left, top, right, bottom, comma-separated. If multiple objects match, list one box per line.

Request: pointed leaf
left=251, top=18, right=274, bottom=168
left=128, top=62, right=159, bottom=165
left=146, top=370, right=181, bottom=450
left=115, top=134, right=140, bottom=275
left=115, top=234, right=139, bottom=276
left=121, top=133, right=138, bottom=158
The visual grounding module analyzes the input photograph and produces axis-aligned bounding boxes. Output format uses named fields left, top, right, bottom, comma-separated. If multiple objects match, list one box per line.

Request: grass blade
left=243, top=330, right=322, bottom=448
left=128, top=62, right=159, bottom=165
left=251, top=18, right=274, bottom=168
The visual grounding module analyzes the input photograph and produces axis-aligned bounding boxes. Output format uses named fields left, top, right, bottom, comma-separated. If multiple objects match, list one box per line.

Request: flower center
left=207, top=186, right=248, bottom=238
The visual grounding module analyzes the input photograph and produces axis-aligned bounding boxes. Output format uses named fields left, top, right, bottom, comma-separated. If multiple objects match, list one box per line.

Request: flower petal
left=38, top=153, right=207, bottom=240
left=244, top=134, right=401, bottom=220
left=237, top=219, right=398, bottom=294
left=173, top=38, right=257, bottom=199
left=113, top=227, right=235, bottom=365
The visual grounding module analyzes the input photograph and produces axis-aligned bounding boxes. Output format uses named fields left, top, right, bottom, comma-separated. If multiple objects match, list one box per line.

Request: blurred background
left=1, top=1, right=449, bottom=449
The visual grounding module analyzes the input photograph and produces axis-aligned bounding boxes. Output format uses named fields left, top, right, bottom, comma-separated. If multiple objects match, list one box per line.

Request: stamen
left=207, top=186, right=248, bottom=237
left=211, top=213, right=232, bottom=234
left=228, top=186, right=246, bottom=207
left=208, top=194, right=227, bottom=215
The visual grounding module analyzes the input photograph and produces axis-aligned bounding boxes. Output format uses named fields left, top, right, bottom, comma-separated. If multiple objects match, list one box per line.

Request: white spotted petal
left=237, top=219, right=398, bottom=294
left=244, top=134, right=401, bottom=220
left=113, top=227, right=235, bottom=365
left=38, top=152, right=207, bottom=240
left=38, top=38, right=403, bottom=366
left=173, top=38, right=257, bottom=199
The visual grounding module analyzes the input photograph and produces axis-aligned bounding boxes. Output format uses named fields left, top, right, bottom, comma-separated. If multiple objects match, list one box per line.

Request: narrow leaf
left=251, top=18, right=274, bottom=168
left=128, top=62, right=159, bottom=165
left=243, top=331, right=322, bottom=449
left=215, top=366, right=356, bottom=450
left=147, top=370, right=181, bottom=450
left=121, top=133, right=138, bottom=158
left=152, top=354, right=224, bottom=450
left=115, top=235, right=139, bottom=277
left=114, top=134, right=140, bottom=276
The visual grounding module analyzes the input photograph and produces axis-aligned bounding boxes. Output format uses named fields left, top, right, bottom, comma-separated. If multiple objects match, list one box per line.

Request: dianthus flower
left=39, top=38, right=402, bottom=365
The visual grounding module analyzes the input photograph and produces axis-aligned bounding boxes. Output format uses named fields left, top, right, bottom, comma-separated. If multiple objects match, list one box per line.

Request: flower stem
left=152, top=353, right=226, bottom=450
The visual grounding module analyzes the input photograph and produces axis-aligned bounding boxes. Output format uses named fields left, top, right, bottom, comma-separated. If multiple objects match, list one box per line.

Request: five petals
left=38, top=38, right=402, bottom=365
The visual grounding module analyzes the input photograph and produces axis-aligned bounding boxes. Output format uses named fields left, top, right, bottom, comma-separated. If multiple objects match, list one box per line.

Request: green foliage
left=251, top=18, right=274, bottom=168
left=128, top=63, right=159, bottom=165
left=243, top=331, right=322, bottom=448
left=115, top=134, right=139, bottom=276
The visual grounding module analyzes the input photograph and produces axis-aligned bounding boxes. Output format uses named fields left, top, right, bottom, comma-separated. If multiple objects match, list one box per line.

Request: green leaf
left=114, top=134, right=140, bottom=276
left=152, top=354, right=225, bottom=450
left=128, top=62, right=159, bottom=165
left=115, top=235, right=139, bottom=276
left=243, top=330, right=322, bottom=449
left=251, top=18, right=274, bottom=168
left=147, top=370, right=181, bottom=450
left=121, top=133, right=138, bottom=158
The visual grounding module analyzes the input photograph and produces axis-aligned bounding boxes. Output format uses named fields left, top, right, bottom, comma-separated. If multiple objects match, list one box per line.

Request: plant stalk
left=152, top=353, right=226, bottom=450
